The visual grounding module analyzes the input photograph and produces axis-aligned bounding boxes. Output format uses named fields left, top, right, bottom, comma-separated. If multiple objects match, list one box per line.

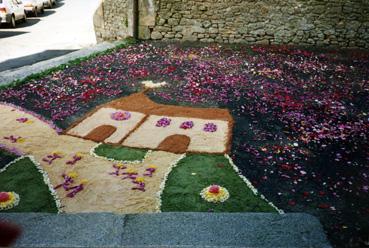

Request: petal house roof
left=104, top=92, right=233, bottom=122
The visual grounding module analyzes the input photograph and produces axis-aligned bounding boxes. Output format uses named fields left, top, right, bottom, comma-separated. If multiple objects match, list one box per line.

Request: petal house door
left=84, top=125, right=117, bottom=142
left=157, top=134, right=190, bottom=154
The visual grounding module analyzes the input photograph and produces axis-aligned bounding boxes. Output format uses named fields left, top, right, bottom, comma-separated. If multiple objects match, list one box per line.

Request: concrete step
left=0, top=212, right=331, bottom=248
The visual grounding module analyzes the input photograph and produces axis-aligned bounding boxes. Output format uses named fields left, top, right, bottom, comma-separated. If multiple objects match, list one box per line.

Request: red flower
left=318, top=191, right=326, bottom=196
left=209, top=185, right=220, bottom=194
left=288, top=200, right=296, bottom=206
left=281, top=164, right=293, bottom=170
left=0, top=192, right=10, bottom=202
left=163, top=66, right=176, bottom=74
left=318, top=203, right=330, bottom=209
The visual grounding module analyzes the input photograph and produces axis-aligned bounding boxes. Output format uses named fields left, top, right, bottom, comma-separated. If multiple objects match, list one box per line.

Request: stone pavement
left=0, top=212, right=331, bottom=247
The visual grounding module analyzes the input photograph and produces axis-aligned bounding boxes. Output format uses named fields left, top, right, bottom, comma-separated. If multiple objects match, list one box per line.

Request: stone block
left=151, top=31, right=163, bottom=39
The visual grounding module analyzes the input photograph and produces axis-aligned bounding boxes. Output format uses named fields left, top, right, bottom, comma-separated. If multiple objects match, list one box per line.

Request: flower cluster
left=144, top=165, right=157, bottom=177
left=66, top=153, right=83, bottom=165
left=42, top=152, right=63, bottom=165
left=203, top=123, right=217, bottom=132
left=132, top=177, right=146, bottom=191
left=4, top=135, right=25, bottom=143
left=54, top=172, right=88, bottom=198
left=0, top=192, right=20, bottom=211
left=156, top=117, right=171, bottom=127
left=109, top=164, right=158, bottom=192
left=111, top=111, right=131, bottom=121
left=200, top=185, right=229, bottom=203
left=180, top=121, right=194, bottom=129
left=109, top=163, right=127, bottom=176
left=16, top=117, right=32, bottom=124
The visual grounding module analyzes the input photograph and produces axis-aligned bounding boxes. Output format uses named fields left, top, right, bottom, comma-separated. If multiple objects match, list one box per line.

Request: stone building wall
left=94, top=0, right=369, bottom=48
left=94, top=0, right=131, bottom=42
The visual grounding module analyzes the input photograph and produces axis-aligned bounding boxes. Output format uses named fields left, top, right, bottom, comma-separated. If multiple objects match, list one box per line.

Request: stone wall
left=94, top=0, right=369, bottom=48
left=94, top=0, right=131, bottom=42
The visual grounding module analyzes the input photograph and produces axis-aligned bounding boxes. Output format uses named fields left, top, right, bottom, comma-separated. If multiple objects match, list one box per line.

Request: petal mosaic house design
left=66, top=92, right=233, bottom=154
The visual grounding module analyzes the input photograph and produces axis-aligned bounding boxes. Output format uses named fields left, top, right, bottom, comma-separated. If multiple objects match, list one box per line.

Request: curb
left=0, top=212, right=331, bottom=248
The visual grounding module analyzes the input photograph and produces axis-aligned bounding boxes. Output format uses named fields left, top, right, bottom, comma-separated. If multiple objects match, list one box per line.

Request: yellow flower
left=188, top=54, right=198, bottom=60
left=25, top=120, right=34, bottom=124
left=126, top=168, right=138, bottom=174
left=115, top=163, right=126, bottom=169
left=75, top=153, right=83, bottom=158
left=148, top=165, right=158, bottom=169
left=16, top=138, right=26, bottom=143
left=135, top=177, right=145, bottom=183
left=80, top=179, right=88, bottom=185
left=67, top=171, right=78, bottom=178
left=52, top=151, right=63, bottom=156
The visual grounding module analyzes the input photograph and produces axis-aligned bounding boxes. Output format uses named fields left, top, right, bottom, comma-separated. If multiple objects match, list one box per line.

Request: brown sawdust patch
left=106, top=92, right=232, bottom=121
left=157, top=134, right=191, bottom=154
left=85, top=125, right=117, bottom=142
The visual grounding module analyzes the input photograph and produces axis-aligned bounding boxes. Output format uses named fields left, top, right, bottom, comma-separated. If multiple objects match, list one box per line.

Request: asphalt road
left=0, top=0, right=100, bottom=71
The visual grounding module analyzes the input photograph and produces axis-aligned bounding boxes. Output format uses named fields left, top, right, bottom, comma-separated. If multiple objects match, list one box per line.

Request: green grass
left=0, top=157, right=58, bottom=213
left=161, top=154, right=276, bottom=212
left=0, top=37, right=137, bottom=90
left=94, top=144, right=148, bottom=162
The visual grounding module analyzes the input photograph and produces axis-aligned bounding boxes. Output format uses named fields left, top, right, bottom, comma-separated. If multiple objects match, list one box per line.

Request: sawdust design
left=66, top=93, right=234, bottom=154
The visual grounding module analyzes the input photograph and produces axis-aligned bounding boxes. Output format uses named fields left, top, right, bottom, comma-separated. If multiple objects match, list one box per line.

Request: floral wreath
left=200, top=185, right=229, bottom=203
left=0, top=192, right=20, bottom=211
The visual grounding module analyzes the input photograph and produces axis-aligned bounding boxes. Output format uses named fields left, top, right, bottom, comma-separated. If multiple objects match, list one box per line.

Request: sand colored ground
left=0, top=104, right=182, bottom=213
left=67, top=107, right=146, bottom=144
left=123, top=115, right=230, bottom=153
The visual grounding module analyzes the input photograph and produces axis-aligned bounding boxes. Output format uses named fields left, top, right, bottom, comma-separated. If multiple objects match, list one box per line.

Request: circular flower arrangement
left=0, top=192, right=20, bottom=211
left=180, top=121, right=194, bottom=129
left=156, top=117, right=171, bottom=127
left=200, top=185, right=229, bottom=203
left=203, top=123, right=217, bottom=132
left=111, top=111, right=131, bottom=121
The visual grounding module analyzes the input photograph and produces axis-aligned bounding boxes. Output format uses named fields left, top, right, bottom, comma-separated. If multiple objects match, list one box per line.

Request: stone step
left=0, top=212, right=331, bottom=248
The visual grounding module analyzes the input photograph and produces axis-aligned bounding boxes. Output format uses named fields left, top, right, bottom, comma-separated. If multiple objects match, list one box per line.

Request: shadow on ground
left=0, top=49, right=77, bottom=72
left=0, top=31, right=28, bottom=38
left=39, top=10, right=56, bottom=18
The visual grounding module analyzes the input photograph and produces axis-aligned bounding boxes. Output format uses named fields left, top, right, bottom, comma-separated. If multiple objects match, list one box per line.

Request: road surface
left=0, top=0, right=100, bottom=71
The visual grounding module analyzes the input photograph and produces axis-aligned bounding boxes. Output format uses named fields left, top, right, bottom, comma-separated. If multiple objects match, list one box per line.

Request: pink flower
left=180, top=121, right=194, bottom=129
left=111, top=111, right=131, bottom=121
left=203, top=123, right=217, bottom=132
left=156, top=117, right=171, bottom=127
left=16, top=117, right=28, bottom=123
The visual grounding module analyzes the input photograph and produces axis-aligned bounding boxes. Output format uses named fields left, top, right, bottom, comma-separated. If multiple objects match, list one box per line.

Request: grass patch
left=0, top=37, right=137, bottom=90
left=0, top=157, right=58, bottom=213
left=94, top=144, right=148, bottom=162
left=161, top=154, right=275, bottom=212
